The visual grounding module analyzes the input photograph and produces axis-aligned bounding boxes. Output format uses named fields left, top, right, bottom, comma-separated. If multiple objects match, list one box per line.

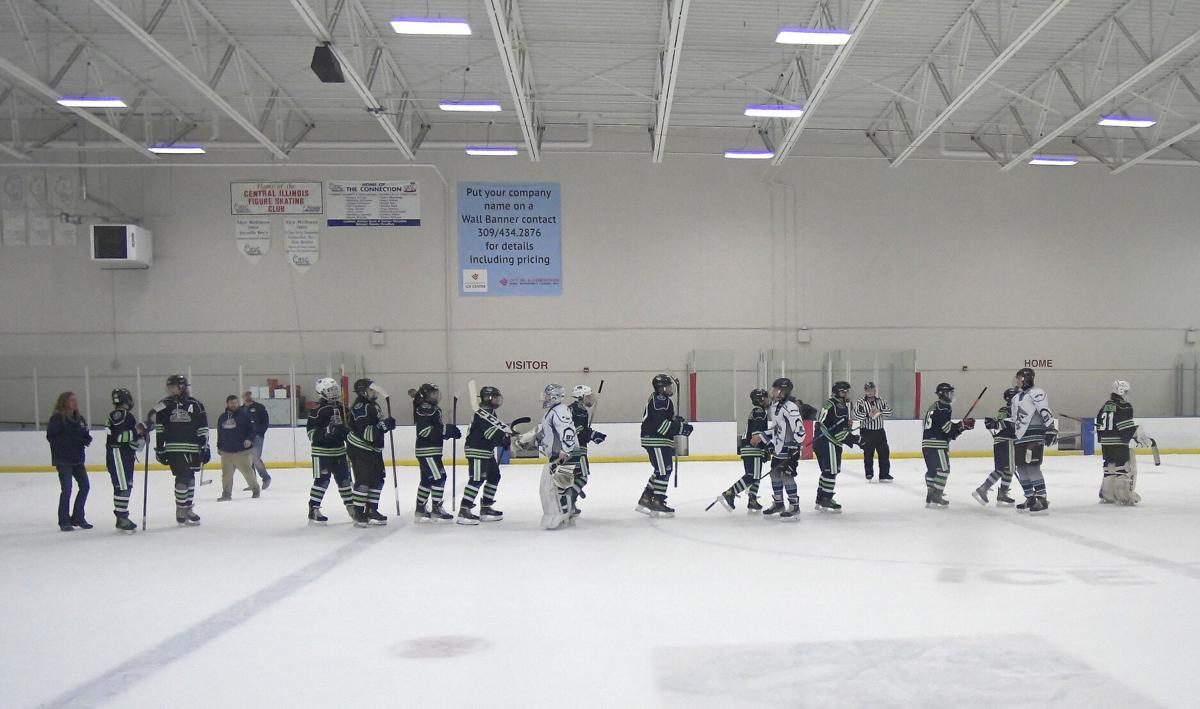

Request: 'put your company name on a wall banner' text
left=458, top=182, right=561, bottom=297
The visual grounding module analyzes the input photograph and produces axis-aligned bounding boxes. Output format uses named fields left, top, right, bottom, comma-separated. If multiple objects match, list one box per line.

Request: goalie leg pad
left=539, top=464, right=572, bottom=530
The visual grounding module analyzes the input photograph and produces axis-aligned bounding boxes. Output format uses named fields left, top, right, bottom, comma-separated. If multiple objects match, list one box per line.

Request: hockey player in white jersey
left=752, top=377, right=805, bottom=521
left=1009, top=367, right=1057, bottom=515
left=521, top=384, right=580, bottom=530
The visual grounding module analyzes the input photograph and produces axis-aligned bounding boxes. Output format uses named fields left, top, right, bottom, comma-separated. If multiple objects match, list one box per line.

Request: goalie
left=1096, top=380, right=1147, bottom=505
left=513, top=384, right=580, bottom=530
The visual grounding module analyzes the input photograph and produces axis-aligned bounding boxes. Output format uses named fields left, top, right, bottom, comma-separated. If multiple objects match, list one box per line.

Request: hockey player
left=813, top=381, right=859, bottom=513
left=531, top=384, right=579, bottom=530
left=567, top=384, right=605, bottom=516
left=1010, top=367, right=1057, bottom=515
left=636, top=374, right=691, bottom=518
left=306, top=378, right=355, bottom=525
left=458, top=385, right=510, bottom=525
left=411, top=383, right=459, bottom=523
left=1096, top=380, right=1144, bottom=505
left=714, top=388, right=770, bottom=513
left=921, top=382, right=974, bottom=509
left=972, top=388, right=1018, bottom=507
left=151, top=374, right=208, bottom=527
left=347, top=378, right=394, bottom=527
left=105, top=388, right=144, bottom=533
left=755, top=377, right=805, bottom=521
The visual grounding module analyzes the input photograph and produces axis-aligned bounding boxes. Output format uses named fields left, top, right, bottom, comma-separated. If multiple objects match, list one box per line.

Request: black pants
left=56, top=464, right=89, bottom=526
left=860, top=429, right=890, bottom=476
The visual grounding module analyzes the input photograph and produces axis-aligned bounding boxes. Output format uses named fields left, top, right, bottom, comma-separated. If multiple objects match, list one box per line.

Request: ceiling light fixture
left=775, top=28, right=852, bottom=45
left=1098, top=115, right=1156, bottom=128
left=148, top=145, right=206, bottom=154
left=744, top=104, right=805, bottom=118
left=1029, top=156, right=1077, bottom=166
left=440, top=100, right=503, bottom=112
left=724, top=150, right=775, bottom=160
left=57, top=97, right=127, bottom=108
left=465, top=146, right=518, bottom=156
left=391, top=18, right=472, bottom=35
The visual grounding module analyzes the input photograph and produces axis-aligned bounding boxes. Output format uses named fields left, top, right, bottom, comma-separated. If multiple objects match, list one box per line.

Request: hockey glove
left=1044, top=428, right=1058, bottom=446
left=201, top=446, right=212, bottom=464
left=1133, top=426, right=1152, bottom=448
left=984, top=417, right=997, bottom=429
left=961, top=418, right=976, bottom=430
left=381, top=417, right=397, bottom=432
left=551, top=463, right=576, bottom=491
left=680, top=423, right=694, bottom=437
left=590, top=431, right=607, bottom=444
left=155, top=448, right=168, bottom=466
left=845, top=433, right=860, bottom=448
left=443, top=424, right=462, bottom=440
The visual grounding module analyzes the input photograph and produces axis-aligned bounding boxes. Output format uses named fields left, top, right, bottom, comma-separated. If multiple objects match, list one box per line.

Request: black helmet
left=479, top=385, right=502, bottom=408
left=832, top=381, right=851, bottom=397
left=166, top=374, right=189, bottom=392
left=1015, top=367, right=1035, bottom=390
left=771, top=377, right=793, bottom=396
left=353, top=378, right=374, bottom=397
left=111, top=388, right=133, bottom=408
left=652, top=374, right=674, bottom=393
left=749, top=388, right=769, bottom=406
left=936, top=382, right=955, bottom=403
left=415, top=383, right=439, bottom=402
left=1002, top=387, right=1018, bottom=404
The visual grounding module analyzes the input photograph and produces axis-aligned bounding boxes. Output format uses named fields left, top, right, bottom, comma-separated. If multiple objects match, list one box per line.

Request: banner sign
left=325, top=180, right=420, bottom=227
left=457, top=182, right=561, bottom=297
left=235, top=217, right=272, bottom=263
left=284, top=217, right=320, bottom=272
left=231, top=182, right=323, bottom=215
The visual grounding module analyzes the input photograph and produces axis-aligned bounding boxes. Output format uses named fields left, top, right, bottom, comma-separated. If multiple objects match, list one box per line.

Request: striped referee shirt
left=853, top=396, right=892, bottom=431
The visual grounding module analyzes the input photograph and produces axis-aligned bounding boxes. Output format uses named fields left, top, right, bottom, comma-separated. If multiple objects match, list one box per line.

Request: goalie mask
left=542, top=383, right=566, bottom=409
left=315, top=377, right=340, bottom=401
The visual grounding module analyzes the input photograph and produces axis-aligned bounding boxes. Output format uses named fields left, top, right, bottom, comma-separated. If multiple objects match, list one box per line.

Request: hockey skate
left=176, top=506, right=201, bottom=526
left=746, top=496, right=763, bottom=513
left=635, top=490, right=659, bottom=516
left=115, top=514, right=137, bottom=534
left=780, top=503, right=801, bottom=522
left=429, top=504, right=454, bottom=523
left=308, top=506, right=328, bottom=526
left=995, top=487, right=1016, bottom=506
left=652, top=495, right=675, bottom=518
left=815, top=493, right=843, bottom=514
left=1016, top=499, right=1031, bottom=512
left=762, top=499, right=785, bottom=516
left=925, top=489, right=949, bottom=509
left=345, top=503, right=359, bottom=521
left=366, top=506, right=388, bottom=526
left=971, top=486, right=990, bottom=505
left=479, top=506, right=504, bottom=522
left=456, top=505, right=481, bottom=526
left=716, top=489, right=736, bottom=512
left=878, top=473, right=894, bottom=483
left=414, top=502, right=431, bottom=523
left=1028, top=497, right=1049, bottom=516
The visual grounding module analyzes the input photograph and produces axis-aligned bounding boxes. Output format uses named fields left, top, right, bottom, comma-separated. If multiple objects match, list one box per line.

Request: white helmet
left=315, top=377, right=340, bottom=400
left=572, top=384, right=593, bottom=398
left=1112, top=380, right=1130, bottom=397
left=542, top=383, right=566, bottom=408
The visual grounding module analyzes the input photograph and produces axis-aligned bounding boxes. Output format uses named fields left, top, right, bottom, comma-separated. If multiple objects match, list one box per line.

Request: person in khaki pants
left=217, top=395, right=260, bottom=500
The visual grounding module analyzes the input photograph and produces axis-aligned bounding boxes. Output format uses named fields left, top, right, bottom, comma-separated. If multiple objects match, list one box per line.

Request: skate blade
left=480, top=516, right=503, bottom=523
left=996, top=501, right=1015, bottom=507
left=655, top=510, right=675, bottom=519
left=634, top=505, right=654, bottom=516
left=879, top=479, right=894, bottom=484
left=307, top=520, right=328, bottom=526
left=1029, top=510, right=1049, bottom=516
left=924, top=503, right=948, bottom=510
left=746, top=508, right=762, bottom=515
left=430, top=516, right=455, bottom=524
left=781, top=515, right=801, bottom=522
left=971, top=491, right=988, bottom=506
left=368, top=520, right=388, bottom=526
left=456, top=517, right=480, bottom=526
left=413, top=515, right=431, bottom=523
left=353, top=521, right=372, bottom=528
left=814, top=506, right=843, bottom=514
left=118, top=529, right=137, bottom=535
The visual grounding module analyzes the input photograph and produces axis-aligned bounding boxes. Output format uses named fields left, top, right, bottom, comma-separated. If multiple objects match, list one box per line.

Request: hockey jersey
left=763, top=398, right=805, bottom=457
left=152, top=396, right=208, bottom=455
left=307, top=399, right=348, bottom=457
left=413, top=400, right=447, bottom=458
left=537, top=403, right=577, bottom=459
left=1011, top=387, right=1055, bottom=443
left=1096, top=396, right=1136, bottom=447
left=815, top=397, right=853, bottom=447
left=987, top=406, right=1015, bottom=441
left=921, top=401, right=963, bottom=449
left=568, top=400, right=592, bottom=459
left=105, top=408, right=142, bottom=450
left=640, top=393, right=681, bottom=448
left=739, top=405, right=769, bottom=457
left=347, top=397, right=387, bottom=453
left=465, top=407, right=509, bottom=460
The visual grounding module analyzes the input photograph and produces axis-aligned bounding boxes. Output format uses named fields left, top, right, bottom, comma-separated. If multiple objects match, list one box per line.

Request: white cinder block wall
left=1, top=155, right=1198, bottom=427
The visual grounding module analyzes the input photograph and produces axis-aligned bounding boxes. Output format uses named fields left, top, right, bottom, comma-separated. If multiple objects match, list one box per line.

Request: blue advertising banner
left=458, top=182, right=561, bottom=296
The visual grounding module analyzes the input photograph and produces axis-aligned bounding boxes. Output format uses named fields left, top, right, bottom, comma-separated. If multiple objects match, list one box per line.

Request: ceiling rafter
left=649, top=0, right=690, bottom=163
left=485, top=0, right=544, bottom=161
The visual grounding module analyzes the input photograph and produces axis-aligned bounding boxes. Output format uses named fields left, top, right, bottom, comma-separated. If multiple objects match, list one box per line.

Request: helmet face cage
left=832, top=381, right=851, bottom=399
left=1014, top=367, right=1035, bottom=390
left=770, top=378, right=793, bottom=401
left=542, top=384, right=566, bottom=409
left=479, top=386, right=502, bottom=409
left=652, top=374, right=673, bottom=394
left=166, top=374, right=188, bottom=395
left=315, top=378, right=340, bottom=400
left=112, top=388, right=133, bottom=408
left=353, top=378, right=373, bottom=398
left=1003, top=387, right=1018, bottom=404
left=936, top=383, right=955, bottom=403
left=572, top=384, right=592, bottom=398
left=750, top=388, right=769, bottom=407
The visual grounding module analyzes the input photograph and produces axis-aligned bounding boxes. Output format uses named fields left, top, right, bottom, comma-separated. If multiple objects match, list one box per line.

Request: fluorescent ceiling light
left=775, top=28, right=852, bottom=45
left=439, top=100, right=502, bottom=112
left=465, top=146, right=518, bottom=156
left=391, top=18, right=471, bottom=35
left=1098, top=115, right=1156, bottom=128
left=744, top=104, right=805, bottom=118
left=57, top=97, right=127, bottom=108
left=724, top=150, right=775, bottom=160
left=148, top=145, right=206, bottom=154
left=1029, top=156, right=1077, bottom=166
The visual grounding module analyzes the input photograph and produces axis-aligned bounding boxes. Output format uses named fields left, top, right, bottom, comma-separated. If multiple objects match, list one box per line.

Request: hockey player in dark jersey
left=458, top=385, right=510, bottom=525
left=813, top=381, right=859, bottom=513
left=636, top=374, right=691, bottom=518
left=347, top=378, right=394, bottom=527
left=306, top=377, right=356, bottom=525
left=567, top=384, right=606, bottom=516
left=921, top=382, right=974, bottom=509
left=972, top=388, right=1018, bottom=507
left=714, top=388, right=770, bottom=513
left=1097, top=380, right=1143, bottom=505
left=151, top=374, right=208, bottom=527
left=105, top=388, right=144, bottom=533
left=411, top=383, right=460, bottom=523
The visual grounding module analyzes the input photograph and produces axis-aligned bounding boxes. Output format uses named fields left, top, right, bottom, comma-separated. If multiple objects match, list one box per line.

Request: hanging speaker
left=310, top=44, right=344, bottom=83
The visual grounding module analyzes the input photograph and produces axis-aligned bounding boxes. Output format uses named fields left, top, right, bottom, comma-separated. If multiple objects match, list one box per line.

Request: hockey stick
left=585, top=379, right=605, bottom=429
left=385, top=396, right=401, bottom=515
left=673, top=376, right=682, bottom=489
left=1151, top=438, right=1161, bottom=466
left=451, top=396, right=459, bottom=504
left=141, top=428, right=151, bottom=531
left=960, top=387, right=988, bottom=421
left=198, top=460, right=212, bottom=486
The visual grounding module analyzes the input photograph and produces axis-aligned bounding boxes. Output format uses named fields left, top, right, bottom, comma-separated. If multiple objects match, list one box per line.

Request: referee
left=853, top=382, right=893, bottom=482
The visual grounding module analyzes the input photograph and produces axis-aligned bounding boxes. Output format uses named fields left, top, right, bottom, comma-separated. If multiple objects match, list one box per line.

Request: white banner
left=1, top=173, right=25, bottom=245
left=284, top=217, right=320, bottom=272
left=325, top=180, right=420, bottom=227
left=1, top=209, right=25, bottom=245
left=231, top=182, right=323, bottom=215
left=235, top=217, right=272, bottom=263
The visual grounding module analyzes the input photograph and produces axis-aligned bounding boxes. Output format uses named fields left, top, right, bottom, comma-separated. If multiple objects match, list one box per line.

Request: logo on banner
left=463, top=269, right=488, bottom=292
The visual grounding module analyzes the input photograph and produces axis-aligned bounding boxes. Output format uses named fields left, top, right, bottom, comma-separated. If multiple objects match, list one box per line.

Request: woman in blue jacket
left=47, top=391, right=93, bottom=531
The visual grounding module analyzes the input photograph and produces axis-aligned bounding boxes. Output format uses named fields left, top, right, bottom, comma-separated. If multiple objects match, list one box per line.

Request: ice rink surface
left=2, top=454, right=1198, bottom=708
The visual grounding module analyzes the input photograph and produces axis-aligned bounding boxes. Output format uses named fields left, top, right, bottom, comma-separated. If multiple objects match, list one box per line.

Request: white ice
left=1, top=454, right=1198, bottom=708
